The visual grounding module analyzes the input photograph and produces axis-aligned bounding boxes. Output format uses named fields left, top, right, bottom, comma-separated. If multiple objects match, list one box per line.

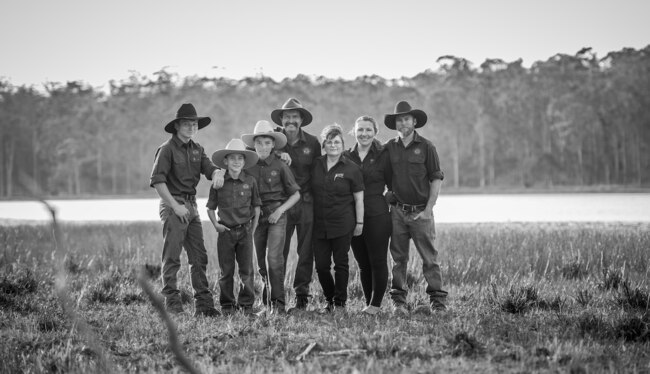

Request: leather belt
left=220, top=221, right=250, bottom=230
left=172, top=194, right=196, bottom=202
left=393, top=201, right=426, bottom=213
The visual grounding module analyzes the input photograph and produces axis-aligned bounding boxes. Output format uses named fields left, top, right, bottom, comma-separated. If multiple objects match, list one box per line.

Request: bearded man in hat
left=271, top=98, right=321, bottom=312
left=149, top=103, right=222, bottom=317
left=383, top=101, right=448, bottom=315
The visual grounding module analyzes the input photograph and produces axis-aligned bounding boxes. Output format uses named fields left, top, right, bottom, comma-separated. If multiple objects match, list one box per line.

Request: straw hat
left=211, top=139, right=259, bottom=169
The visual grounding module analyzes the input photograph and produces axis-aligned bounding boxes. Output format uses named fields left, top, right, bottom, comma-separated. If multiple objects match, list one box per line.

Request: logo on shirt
left=270, top=170, right=278, bottom=177
left=243, top=183, right=250, bottom=189
left=413, top=148, right=421, bottom=155
left=303, top=147, right=311, bottom=155
left=369, top=158, right=375, bottom=164
left=334, top=173, right=344, bottom=181
left=192, top=150, right=200, bottom=155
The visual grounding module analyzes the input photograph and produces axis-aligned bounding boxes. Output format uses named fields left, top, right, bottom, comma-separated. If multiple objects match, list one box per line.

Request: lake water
left=1, top=193, right=649, bottom=223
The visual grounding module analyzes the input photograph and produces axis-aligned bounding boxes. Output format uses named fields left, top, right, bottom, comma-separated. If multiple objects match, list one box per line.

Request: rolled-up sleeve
left=280, top=163, right=301, bottom=196
left=426, top=144, right=445, bottom=181
left=150, top=146, right=172, bottom=187
left=200, top=146, right=218, bottom=180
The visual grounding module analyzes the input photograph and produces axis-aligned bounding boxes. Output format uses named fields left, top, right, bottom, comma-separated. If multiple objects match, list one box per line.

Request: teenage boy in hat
left=383, top=101, right=448, bottom=315
left=149, top=103, right=222, bottom=317
left=271, top=98, right=321, bottom=312
left=242, top=120, right=301, bottom=314
left=207, top=139, right=261, bottom=315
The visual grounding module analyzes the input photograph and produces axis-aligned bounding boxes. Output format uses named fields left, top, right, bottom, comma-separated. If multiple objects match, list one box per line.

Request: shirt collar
left=397, top=131, right=422, bottom=147
left=172, top=135, right=194, bottom=148
left=352, top=139, right=383, bottom=156
left=283, top=128, right=307, bottom=144
left=225, top=171, right=246, bottom=182
left=258, top=152, right=277, bottom=166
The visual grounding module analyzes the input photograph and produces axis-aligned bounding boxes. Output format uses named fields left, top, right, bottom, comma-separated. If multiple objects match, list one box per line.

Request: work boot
left=194, top=306, right=221, bottom=318
left=165, top=296, right=184, bottom=314
left=287, top=296, right=309, bottom=314
left=430, top=298, right=447, bottom=311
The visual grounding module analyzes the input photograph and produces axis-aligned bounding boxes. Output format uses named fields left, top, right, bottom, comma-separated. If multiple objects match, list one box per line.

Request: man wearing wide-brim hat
left=149, top=103, right=222, bottom=317
left=242, top=120, right=301, bottom=314
left=271, top=98, right=321, bottom=312
left=383, top=100, right=448, bottom=315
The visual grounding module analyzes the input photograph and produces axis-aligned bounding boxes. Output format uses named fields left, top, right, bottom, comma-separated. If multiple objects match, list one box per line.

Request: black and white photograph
left=1, top=0, right=649, bottom=372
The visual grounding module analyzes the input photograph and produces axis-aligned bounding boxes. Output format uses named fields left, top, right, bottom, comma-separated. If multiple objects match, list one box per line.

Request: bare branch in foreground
left=19, top=173, right=114, bottom=372
left=138, top=267, right=201, bottom=374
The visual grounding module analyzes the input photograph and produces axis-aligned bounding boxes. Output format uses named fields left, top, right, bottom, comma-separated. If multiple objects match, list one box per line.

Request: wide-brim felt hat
left=241, top=120, right=287, bottom=149
left=384, top=101, right=427, bottom=130
left=165, top=103, right=211, bottom=133
left=211, top=139, right=259, bottom=169
left=271, top=97, right=313, bottom=127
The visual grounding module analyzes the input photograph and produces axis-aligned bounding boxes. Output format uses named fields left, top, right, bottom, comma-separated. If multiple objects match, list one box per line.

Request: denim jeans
left=254, top=213, right=287, bottom=306
left=159, top=199, right=215, bottom=310
left=283, top=197, right=314, bottom=299
left=314, top=232, right=352, bottom=306
left=389, top=207, right=447, bottom=305
left=216, top=225, right=255, bottom=308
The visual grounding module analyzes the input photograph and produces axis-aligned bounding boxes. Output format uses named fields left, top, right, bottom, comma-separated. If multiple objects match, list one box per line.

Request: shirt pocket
left=407, top=153, right=426, bottom=176
left=234, top=188, right=252, bottom=208
left=172, top=151, right=188, bottom=175
left=262, top=169, right=281, bottom=191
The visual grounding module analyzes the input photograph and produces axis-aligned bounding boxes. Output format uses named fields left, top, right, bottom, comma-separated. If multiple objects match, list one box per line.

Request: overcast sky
left=1, top=0, right=648, bottom=90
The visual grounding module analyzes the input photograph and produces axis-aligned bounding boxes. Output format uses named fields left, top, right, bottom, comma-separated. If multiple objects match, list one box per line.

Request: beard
left=398, top=126, right=413, bottom=138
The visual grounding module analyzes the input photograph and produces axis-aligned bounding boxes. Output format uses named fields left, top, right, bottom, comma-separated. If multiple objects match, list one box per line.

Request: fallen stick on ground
left=320, top=349, right=367, bottom=356
left=295, top=342, right=319, bottom=361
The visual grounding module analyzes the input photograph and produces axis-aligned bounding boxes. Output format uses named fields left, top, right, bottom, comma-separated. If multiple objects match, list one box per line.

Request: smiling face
left=354, top=119, right=377, bottom=148
left=324, top=134, right=344, bottom=158
left=224, top=153, right=245, bottom=174
left=395, top=114, right=416, bottom=139
left=281, top=110, right=302, bottom=137
left=254, top=136, right=276, bottom=160
left=175, top=119, right=198, bottom=142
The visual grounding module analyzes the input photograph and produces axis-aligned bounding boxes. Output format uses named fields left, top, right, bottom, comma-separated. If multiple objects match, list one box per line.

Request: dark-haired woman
left=344, top=116, right=392, bottom=315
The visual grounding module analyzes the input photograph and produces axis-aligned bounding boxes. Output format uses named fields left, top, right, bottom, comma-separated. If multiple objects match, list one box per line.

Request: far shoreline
left=1, top=185, right=649, bottom=202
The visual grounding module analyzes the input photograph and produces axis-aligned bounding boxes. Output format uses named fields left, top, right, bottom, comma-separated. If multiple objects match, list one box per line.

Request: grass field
left=1, top=221, right=649, bottom=373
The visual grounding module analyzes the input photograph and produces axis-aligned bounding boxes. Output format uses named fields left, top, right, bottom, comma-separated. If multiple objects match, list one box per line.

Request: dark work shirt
left=206, top=172, right=261, bottom=227
left=246, top=153, right=300, bottom=206
left=345, top=139, right=392, bottom=217
left=384, top=131, right=444, bottom=206
left=279, top=129, right=321, bottom=194
left=150, top=135, right=217, bottom=196
left=311, top=155, right=364, bottom=239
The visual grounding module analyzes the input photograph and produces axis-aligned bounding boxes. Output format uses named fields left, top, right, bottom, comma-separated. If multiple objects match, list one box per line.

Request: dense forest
left=1, top=46, right=649, bottom=198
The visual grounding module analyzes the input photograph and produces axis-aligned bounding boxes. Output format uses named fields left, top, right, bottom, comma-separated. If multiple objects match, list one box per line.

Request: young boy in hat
left=242, top=120, right=301, bottom=315
left=149, top=103, right=222, bottom=317
left=207, top=139, right=262, bottom=315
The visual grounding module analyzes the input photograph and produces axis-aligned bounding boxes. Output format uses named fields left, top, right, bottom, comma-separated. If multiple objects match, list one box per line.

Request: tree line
left=1, top=46, right=649, bottom=198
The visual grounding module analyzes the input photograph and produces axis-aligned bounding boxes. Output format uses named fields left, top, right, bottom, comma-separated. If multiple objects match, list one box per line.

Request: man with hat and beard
left=383, top=101, right=448, bottom=316
left=149, top=103, right=222, bottom=317
left=271, top=98, right=321, bottom=312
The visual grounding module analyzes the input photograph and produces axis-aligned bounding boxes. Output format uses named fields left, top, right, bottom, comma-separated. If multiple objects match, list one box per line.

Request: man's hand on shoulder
left=212, top=169, right=225, bottom=189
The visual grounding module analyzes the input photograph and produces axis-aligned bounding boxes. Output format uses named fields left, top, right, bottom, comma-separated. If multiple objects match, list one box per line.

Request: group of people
left=149, top=98, right=447, bottom=318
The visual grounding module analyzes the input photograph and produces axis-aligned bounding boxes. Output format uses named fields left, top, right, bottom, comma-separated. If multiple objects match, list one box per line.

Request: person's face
left=254, top=136, right=276, bottom=160
left=324, top=135, right=344, bottom=157
left=355, top=120, right=376, bottom=147
left=224, top=153, right=245, bottom=173
left=175, top=119, right=198, bottom=141
left=395, top=114, right=415, bottom=138
left=281, top=110, right=302, bottom=133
